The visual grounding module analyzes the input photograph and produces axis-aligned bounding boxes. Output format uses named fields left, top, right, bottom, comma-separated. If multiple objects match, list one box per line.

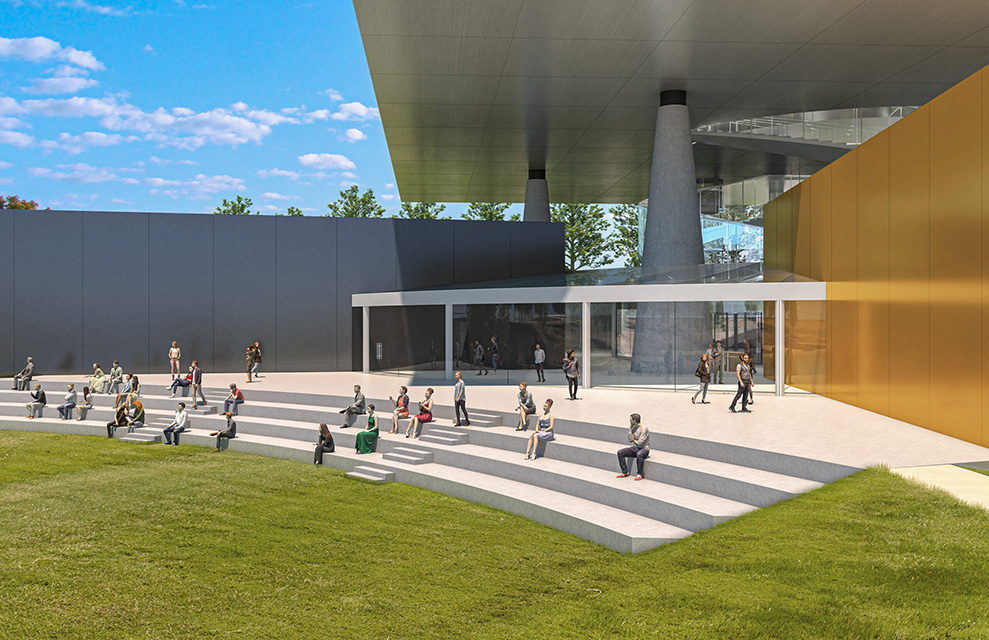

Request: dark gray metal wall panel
left=82, top=212, right=151, bottom=374
left=454, top=221, right=511, bottom=284
left=336, top=218, right=398, bottom=370
left=275, top=216, right=337, bottom=371
left=395, top=219, right=456, bottom=290
left=213, top=215, right=277, bottom=373
left=509, top=221, right=565, bottom=278
left=0, top=212, right=13, bottom=376
left=149, top=213, right=214, bottom=374
left=14, top=210, right=83, bottom=373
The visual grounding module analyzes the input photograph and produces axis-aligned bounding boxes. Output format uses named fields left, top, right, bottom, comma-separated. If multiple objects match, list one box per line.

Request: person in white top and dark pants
left=533, top=344, right=546, bottom=382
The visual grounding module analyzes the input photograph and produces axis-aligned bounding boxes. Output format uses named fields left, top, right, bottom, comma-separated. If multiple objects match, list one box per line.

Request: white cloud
left=261, top=192, right=298, bottom=201
left=257, top=167, right=300, bottom=180
left=298, top=153, right=355, bottom=170
left=340, top=180, right=357, bottom=187
left=322, top=88, right=343, bottom=101
left=0, top=116, right=21, bottom=129
left=143, top=44, right=154, bottom=53
left=29, top=162, right=122, bottom=183
left=111, top=198, right=133, bottom=204
left=380, top=194, right=395, bottom=201
left=41, top=131, right=137, bottom=154
left=0, top=177, right=13, bottom=185
left=0, top=161, right=12, bottom=169
left=341, top=171, right=357, bottom=179
left=23, top=76, right=99, bottom=94
left=0, top=36, right=104, bottom=70
left=0, top=130, right=34, bottom=147
left=146, top=173, right=245, bottom=199
left=171, top=107, right=195, bottom=116
left=231, top=101, right=248, bottom=112
left=330, top=101, right=379, bottom=122
left=49, top=192, right=99, bottom=207
left=343, top=128, right=367, bottom=142
left=385, top=183, right=395, bottom=190
left=52, top=65, right=90, bottom=77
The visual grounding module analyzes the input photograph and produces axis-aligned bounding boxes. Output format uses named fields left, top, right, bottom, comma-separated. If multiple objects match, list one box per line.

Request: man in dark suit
left=12, top=357, right=34, bottom=390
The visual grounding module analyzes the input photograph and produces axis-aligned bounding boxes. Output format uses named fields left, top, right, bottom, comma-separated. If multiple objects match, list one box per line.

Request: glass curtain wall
left=590, top=301, right=769, bottom=392
left=368, top=305, right=445, bottom=378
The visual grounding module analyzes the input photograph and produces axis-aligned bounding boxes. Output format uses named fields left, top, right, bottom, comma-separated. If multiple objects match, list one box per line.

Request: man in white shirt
left=163, top=402, right=189, bottom=445
left=453, top=371, right=469, bottom=426
left=533, top=344, right=546, bottom=382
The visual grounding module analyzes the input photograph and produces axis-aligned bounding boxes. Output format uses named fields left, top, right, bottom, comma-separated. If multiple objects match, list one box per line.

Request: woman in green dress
left=355, top=404, right=379, bottom=454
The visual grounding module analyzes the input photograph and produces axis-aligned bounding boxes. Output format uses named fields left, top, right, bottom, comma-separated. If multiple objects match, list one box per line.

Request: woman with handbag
left=692, top=353, right=711, bottom=404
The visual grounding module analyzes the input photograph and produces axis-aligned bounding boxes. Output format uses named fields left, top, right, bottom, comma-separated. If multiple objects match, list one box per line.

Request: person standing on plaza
left=250, top=342, right=262, bottom=379
left=534, top=343, right=546, bottom=383
left=474, top=340, right=488, bottom=376
left=106, top=360, right=123, bottom=395
left=11, top=356, right=34, bottom=391
left=489, top=336, right=499, bottom=373
left=564, top=350, right=580, bottom=400
left=453, top=371, right=470, bottom=427
left=712, top=340, right=724, bottom=384
left=729, top=354, right=753, bottom=413
left=245, top=345, right=256, bottom=384
left=616, top=413, right=649, bottom=481
left=692, top=353, right=711, bottom=404
left=168, top=341, right=181, bottom=380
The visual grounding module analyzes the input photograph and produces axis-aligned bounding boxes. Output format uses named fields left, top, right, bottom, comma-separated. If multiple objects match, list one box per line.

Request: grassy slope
left=1, top=431, right=988, bottom=640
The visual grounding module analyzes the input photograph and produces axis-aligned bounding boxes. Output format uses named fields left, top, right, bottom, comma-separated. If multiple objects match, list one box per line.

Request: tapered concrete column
left=641, top=90, right=703, bottom=269
left=523, top=169, right=550, bottom=222
left=632, top=91, right=704, bottom=375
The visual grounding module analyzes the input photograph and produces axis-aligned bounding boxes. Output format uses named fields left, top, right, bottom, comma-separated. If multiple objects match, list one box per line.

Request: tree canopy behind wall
left=550, top=203, right=614, bottom=272
left=463, top=202, right=520, bottom=222
left=213, top=195, right=256, bottom=215
left=324, top=185, right=385, bottom=218
left=396, top=202, right=448, bottom=219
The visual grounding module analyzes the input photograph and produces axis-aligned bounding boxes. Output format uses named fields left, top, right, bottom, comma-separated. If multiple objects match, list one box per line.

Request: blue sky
left=0, top=0, right=474, bottom=216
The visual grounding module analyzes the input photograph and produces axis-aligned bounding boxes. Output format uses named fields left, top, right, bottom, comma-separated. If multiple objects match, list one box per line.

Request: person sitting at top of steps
left=11, top=356, right=34, bottom=391
left=406, top=388, right=433, bottom=439
left=388, top=386, right=410, bottom=434
left=340, top=384, right=366, bottom=428
left=616, top=413, right=649, bottom=481
left=355, top=405, right=378, bottom=454
left=223, top=384, right=245, bottom=415
left=25, top=383, right=45, bottom=419
left=106, top=403, right=129, bottom=438
left=106, top=360, right=124, bottom=395
left=313, top=423, right=335, bottom=466
left=168, top=366, right=194, bottom=397
left=525, top=399, right=555, bottom=460
left=516, top=382, right=536, bottom=431
left=210, top=412, right=237, bottom=451
left=162, top=402, right=188, bottom=446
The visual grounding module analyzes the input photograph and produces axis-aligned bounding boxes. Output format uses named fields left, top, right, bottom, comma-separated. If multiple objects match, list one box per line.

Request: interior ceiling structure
left=353, top=0, right=989, bottom=204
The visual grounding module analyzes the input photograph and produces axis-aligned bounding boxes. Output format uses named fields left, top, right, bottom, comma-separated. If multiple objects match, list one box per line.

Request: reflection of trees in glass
left=715, top=204, right=762, bottom=222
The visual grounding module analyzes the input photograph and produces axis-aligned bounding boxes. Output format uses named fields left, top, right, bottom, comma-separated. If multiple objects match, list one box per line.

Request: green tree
left=396, top=201, right=447, bottom=219
left=285, top=206, right=303, bottom=217
left=324, top=185, right=385, bottom=218
left=214, top=195, right=256, bottom=215
left=462, top=202, right=519, bottom=222
left=1, top=195, right=41, bottom=209
left=550, top=203, right=613, bottom=272
left=609, top=203, right=642, bottom=267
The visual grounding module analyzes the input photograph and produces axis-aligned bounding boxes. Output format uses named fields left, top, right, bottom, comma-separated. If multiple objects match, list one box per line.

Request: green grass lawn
left=2, top=431, right=989, bottom=640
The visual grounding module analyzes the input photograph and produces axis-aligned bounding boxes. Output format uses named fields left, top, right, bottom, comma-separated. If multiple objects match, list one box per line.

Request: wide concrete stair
left=0, top=386, right=859, bottom=553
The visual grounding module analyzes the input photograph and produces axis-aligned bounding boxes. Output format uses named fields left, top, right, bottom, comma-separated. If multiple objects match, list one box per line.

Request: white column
left=581, top=301, right=591, bottom=389
left=444, top=303, right=453, bottom=382
left=774, top=299, right=784, bottom=396
left=362, top=305, right=370, bottom=374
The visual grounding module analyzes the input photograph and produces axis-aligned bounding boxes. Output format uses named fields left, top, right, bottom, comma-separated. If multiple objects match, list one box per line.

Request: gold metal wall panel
left=809, top=168, right=833, bottom=283
left=764, top=298, right=775, bottom=383
left=764, top=198, right=778, bottom=270
left=786, top=300, right=827, bottom=394
left=793, top=181, right=812, bottom=277
left=776, top=189, right=793, bottom=274
left=829, top=152, right=859, bottom=406
left=855, top=130, right=891, bottom=417
left=929, top=72, right=983, bottom=444
left=984, top=67, right=989, bottom=447
left=762, top=199, right=777, bottom=381
left=888, top=106, right=931, bottom=430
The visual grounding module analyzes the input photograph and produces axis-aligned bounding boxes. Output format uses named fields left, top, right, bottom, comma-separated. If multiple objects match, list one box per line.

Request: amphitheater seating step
left=382, top=446, right=433, bottom=465
left=347, top=465, right=395, bottom=484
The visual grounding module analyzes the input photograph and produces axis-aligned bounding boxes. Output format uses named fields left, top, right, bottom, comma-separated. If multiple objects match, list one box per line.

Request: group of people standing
left=691, top=341, right=757, bottom=412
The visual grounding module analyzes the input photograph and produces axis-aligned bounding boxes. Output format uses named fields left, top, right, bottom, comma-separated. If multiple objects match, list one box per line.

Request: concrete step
left=346, top=471, right=390, bottom=484
left=419, top=427, right=469, bottom=445
left=382, top=446, right=433, bottom=465
left=120, top=433, right=161, bottom=444
left=347, top=465, right=395, bottom=484
left=418, top=433, right=467, bottom=446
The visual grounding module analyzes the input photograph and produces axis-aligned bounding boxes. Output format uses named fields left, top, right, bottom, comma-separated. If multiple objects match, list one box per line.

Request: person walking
left=57, top=383, right=77, bottom=420
left=190, top=360, right=207, bottom=408
left=313, top=423, right=335, bottom=465
left=245, top=345, right=256, bottom=384
left=354, top=405, right=379, bottom=454
left=168, top=341, right=181, bottom=380
left=223, top=384, right=245, bottom=415
left=525, top=399, right=555, bottom=460
left=106, top=360, right=123, bottom=395
left=564, top=350, right=580, bottom=400
left=250, top=342, right=262, bottom=379
left=692, top=353, right=711, bottom=404
left=162, top=402, right=189, bottom=445
left=406, top=388, right=433, bottom=438
left=25, top=383, right=46, bottom=419
left=211, top=412, right=237, bottom=451
left=747, top=354, right=757, bottom=406
left=516, top=381, right=536, bottom=431
left=616, top=413, right=649, bottom=481
left=711, top=340, right=724, bottom=385
left=533, top=343, right=546, bottom=382
left=339, top=384, right=366, bottom=428
left=11, top=356, right=34, bottom=390
left=453, top=371, right=469, bottom=426
left=489, top=336, right=499, bottom=373
left=474, top=340, right=488, bottom=375
left=388, top=386, right=410, bottom=434
left=729, top=354, right=753, bottom=413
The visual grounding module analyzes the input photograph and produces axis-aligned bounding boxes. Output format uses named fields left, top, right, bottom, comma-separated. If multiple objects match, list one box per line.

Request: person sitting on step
left=516, top=382, right=536, bottom=431
left=127, top=400, right=145, bottom=431
left=223, top=384, right=245, bottom=415
left=210, top=412, right=237, bottom=451
left=313, top=423, right=335, bottom=466
left=75, top=386, right=93, bottom=421
left=106, top=403, right=129, bottom=438
left=162, top=402, right=189, bottom=446
left=355, top=405, right=378, bottom=454
left=525, top=399, right=555, bottom=460
left=168, top=366, right=194, bottom=397
left=616, top=413, right=649, bottom=481
left=406, top=388, right=433, bottom=438
left=25, top=383, right=46, bottom=419
left=339, top=384, right=366, bottom=428
left=388, top=386, right=410, bottom=434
